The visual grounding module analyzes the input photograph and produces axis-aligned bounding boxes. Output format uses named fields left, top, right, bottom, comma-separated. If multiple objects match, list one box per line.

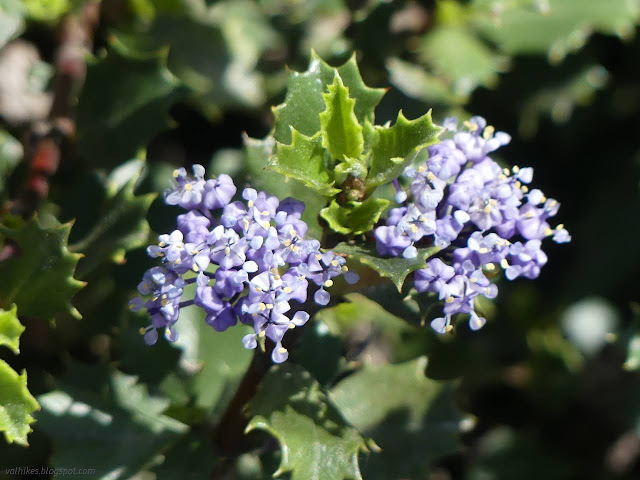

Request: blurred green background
left=1, top=0, right=640, bottom=479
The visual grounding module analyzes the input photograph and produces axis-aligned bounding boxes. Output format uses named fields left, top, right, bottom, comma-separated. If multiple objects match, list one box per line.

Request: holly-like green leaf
left=0, top=360, right=39, bottom=446
left=270, top=130, right=340, bottom=197
left=418, top=26, right=507, bottom=98
left=471, top=0, right=640, bottom=63
left=334, top=156, right=368, bottom=185
left=332, top=243, right=441, bottom=291
left=0, top=0, right=24, bottom=50
left=244, top=135, right=325, bottom=239
left=151, top=432, right=219, bottom=480
left=77, top=47, right=188, bottom=167
left=317, top=293, right=431, bottom=362
left=172, top=295, right=253, bottom=411
left=247, top=363, right=367, bottom=480
left=366, top=110, right=441, bottom=188
left=518, top=63, right=609, bottom=138
left=330, top=357, right=464, bottom=480
left=0, top=303, right=39, bottom=447
left=36, top=368, right=188, bottom=479
left=114, top=3, right=279, bottom=113
left=320, top=197, right=389, bottom=235
left=273, top=52, right=386, bottom=144
left=23, top=0, right=70, bottom=22
left=0, top=304, right=22, bottom=354
left=387, top=57, right=465, bottom=105
left=0, top=216, right=85, bottom=319
left=69, top=160, right=156, bottom=277
left=320, top=73, right=365, bottom=161
left=0, top=129, right=23, bottom=200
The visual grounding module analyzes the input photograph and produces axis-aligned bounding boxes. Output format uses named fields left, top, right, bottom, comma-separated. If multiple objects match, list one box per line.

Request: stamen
left=483, top=125, right=495, bottom=139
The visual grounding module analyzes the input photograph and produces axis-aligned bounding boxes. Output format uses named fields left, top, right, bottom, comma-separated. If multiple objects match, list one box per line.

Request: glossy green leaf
left=290, top=319, right=342, bottom=386
left=0, top=303, right=38, bottom=447
left=366, top=110, right=441, bottom=188
left=0, top=216, right=85, bottom=319
left=518, top=63, right=609, bottom=138
left=37, top=368, right=188, bottom=479
left=471, top=0, right=640, bottom=62
left=332, top=243, right=441, bottom=291
left=317, top=293, right=431, bottom=363
left=419, top=26, right=506, bottom=97
left=175, top=302, right=254, bottom=412
left=271, top=130, right=340, bottom=197
left=331, top=357, right=464, bottom=480
left=0, top=304, right=22, bottom=354
left=320, top=197, right=389, bottom=235
left=151, top=432, right=218, bottom=480
left=212, top=0, right=283, bottom=66
left=273, top=52, right=386, bottom=144
left=0, top=360, right=39, bottom=446
left=69, top=160, right=156, bottom=277
left=23, top=0, right=70, bottom=21
left=387, top=57, right=465, bottom=105
left=245, top=134, right=325, bottom=239
left=0, top=129, right=23, bottom=199
left=320, top=73, right=365, bottom=161
left=247, top=363, right=367, bottom=480
left=334, top=156, right=368, bottom=184
left=77, top=48, right=188, bottom=166
left=114, top=9, right=273, bottom=114
left=0, top=0, right=24, bottom=49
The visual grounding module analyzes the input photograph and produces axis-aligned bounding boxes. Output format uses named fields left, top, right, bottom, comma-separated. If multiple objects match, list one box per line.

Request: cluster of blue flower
left=129, top=166, right=357, bottom=363
left=375, top=116, right=570, bottom=333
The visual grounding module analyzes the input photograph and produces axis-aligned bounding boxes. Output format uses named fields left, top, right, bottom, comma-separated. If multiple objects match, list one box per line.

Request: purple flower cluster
left=375, top=116, right=570, bottom=334
left=130, top=165, right=357, bottom=363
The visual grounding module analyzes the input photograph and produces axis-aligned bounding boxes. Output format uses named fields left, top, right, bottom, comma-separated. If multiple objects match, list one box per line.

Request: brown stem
left=213, top=348, right=273, bottom=454
left=212, top=298, right=338, bottom=459
left=9, top=2, right=100, bottom=218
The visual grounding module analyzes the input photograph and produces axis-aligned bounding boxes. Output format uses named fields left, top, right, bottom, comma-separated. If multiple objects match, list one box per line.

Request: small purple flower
left=165, top=165, right=206, bottom=210
left=373, top=114, right=569, bottom=334
left=202, top=174, right=236, bottom=210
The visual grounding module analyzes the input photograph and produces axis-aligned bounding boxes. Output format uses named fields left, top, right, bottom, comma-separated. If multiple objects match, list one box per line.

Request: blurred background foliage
left=1, top=0, right=640, bottom=478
